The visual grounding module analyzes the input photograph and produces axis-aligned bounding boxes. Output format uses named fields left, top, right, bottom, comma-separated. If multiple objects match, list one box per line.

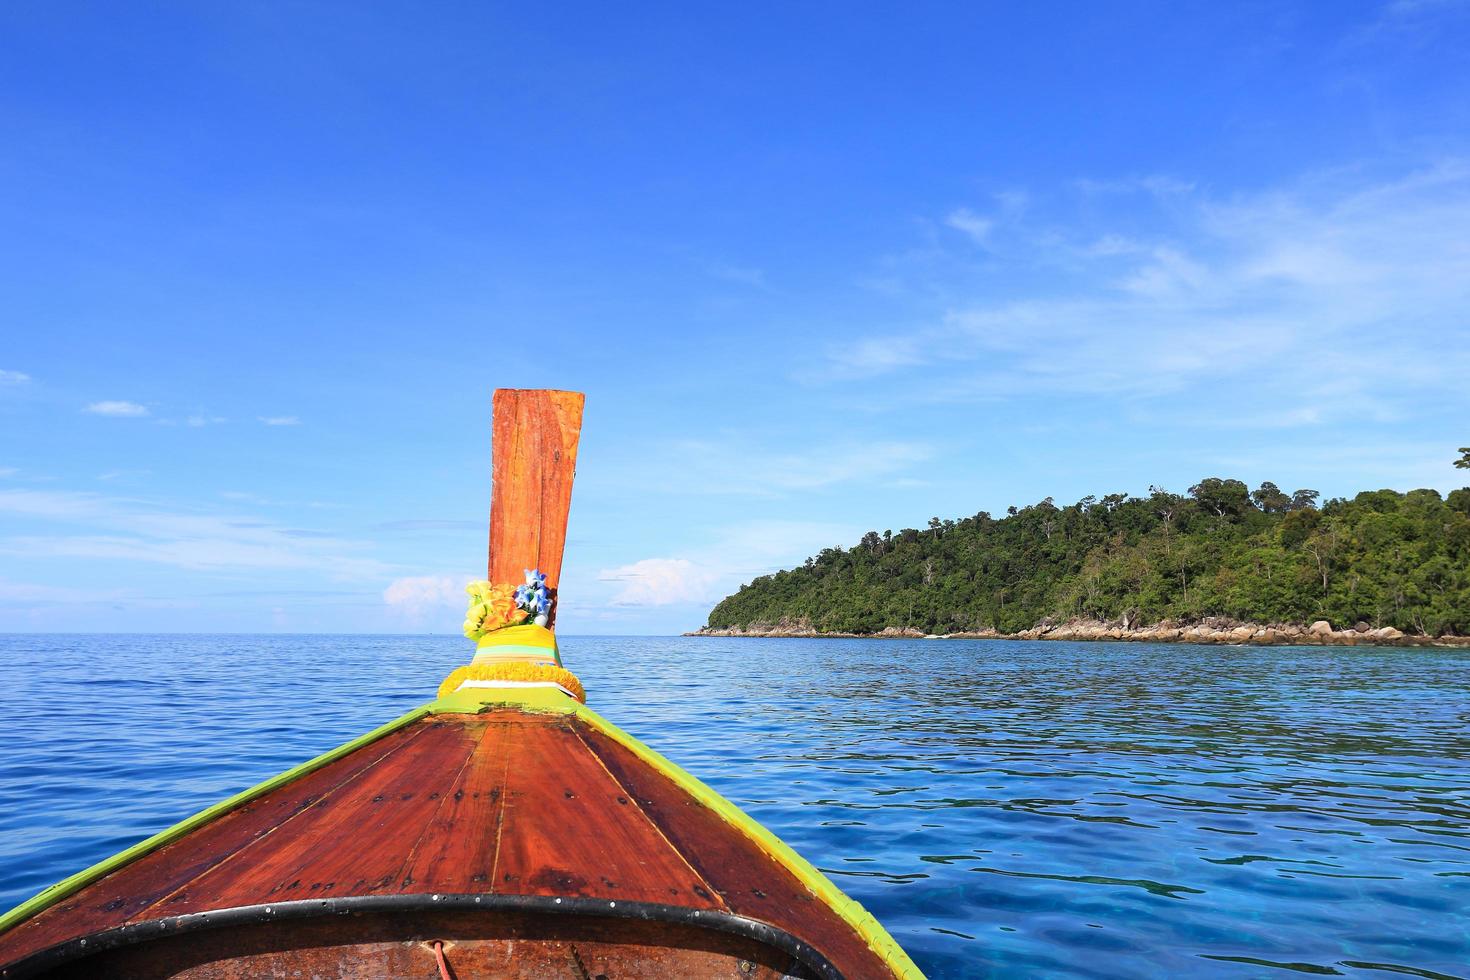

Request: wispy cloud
left=259, top=415, right=301, bottom=426
left=824, top=336, right=926, bottom=379
left=945, top=207, right=994, bottom=244
left=376, top=519, right=481, bottom=531
left=944, top=191, right=1029, bottom=247
left=0, top=370, right=30, bottom=386
left=0, top=488, right=387, bottom=577
left=186, top=414, right=227, bottom=427
left=382, top=574, right=466, bottom=619
left=1344, top=0, right=1470, bottom=46
left=641, top=438, right=934, bottom=497
left=825, top=162, right=1470, bottom=429
left=708, top=262, right=770, bottom=289
left=218, top=490, right=338, bottom=509
left=599, top=558, right=718, bottom=606
left=594, top=518, right=859, bottom=609
left=86, top=400, right=149, bottom=417
left=0, top=577, right=130, bottom=606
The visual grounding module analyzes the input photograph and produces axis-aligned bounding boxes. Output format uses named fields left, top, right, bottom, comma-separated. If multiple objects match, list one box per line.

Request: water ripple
left=0, top=635, right=1467, bottom=977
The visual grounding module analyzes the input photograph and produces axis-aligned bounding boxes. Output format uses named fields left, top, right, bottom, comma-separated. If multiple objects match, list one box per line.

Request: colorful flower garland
left=463, top=568, right=554, bottom=641
left=451, top=568, right=584, bottom=701
left=437, top=661, right=586, bottom=703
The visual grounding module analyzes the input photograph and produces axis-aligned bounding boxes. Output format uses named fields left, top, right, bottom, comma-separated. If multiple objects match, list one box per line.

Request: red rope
left=433, top=940, right=452, bottom=980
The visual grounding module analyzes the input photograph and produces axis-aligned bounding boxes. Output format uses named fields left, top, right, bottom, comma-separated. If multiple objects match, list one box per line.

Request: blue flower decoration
left=514, top=568, right=554, bottom=620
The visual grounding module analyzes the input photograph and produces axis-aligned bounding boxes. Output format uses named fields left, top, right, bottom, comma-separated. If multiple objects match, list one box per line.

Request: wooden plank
left=127, top=718, right=483, bottom=913
left=488, top=389, right=584, bottom=626
left=0, top=723, right=430, bottom=965
left=491, top=717, right=725, bottom=909
left=579, top=720, right=895, bottom=979
left=395, top=717, right=513, bottom=893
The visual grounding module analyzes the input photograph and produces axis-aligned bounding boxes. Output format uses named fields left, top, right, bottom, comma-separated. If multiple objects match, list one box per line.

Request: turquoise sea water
left=0, top=634, right=1467, bottom=978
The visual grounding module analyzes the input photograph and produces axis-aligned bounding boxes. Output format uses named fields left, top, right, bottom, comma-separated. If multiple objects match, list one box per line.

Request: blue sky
left=2, top=1, right=1468, bottom=634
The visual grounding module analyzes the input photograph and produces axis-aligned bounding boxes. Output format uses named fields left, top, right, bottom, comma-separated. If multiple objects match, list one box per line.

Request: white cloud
left=825, top=337, right=925, bottom=378
left=258, top=416, right=300, bottom=426
left=1086, top=234, right=1144, bottom=256
left=216, top=489, right=338, bottom=509
left=0, top=577, right=127, bottom=605
left=0, top=488, right=388, bottom=578
left=0, top=370, right=29, bottom=386
left=593, top=519, right=858, bottom=610
left=0, top=468, right=16, bottom=478
left=1347, top=0, right=1470, bottom=46
left=0, top=488, right=101, bottom=520
left=709, top=263, right=769, bottom=288
left=944, top=191, right=1030, bottom=246
left=86, top=400, right=149, bottom=417
left=599, top=558, right=719, bottom=606
left=383, top=574, right=466, bottom=618
left=945, top=207, right=994, bottom=243
left=826, top=161, right=1470, bottom=428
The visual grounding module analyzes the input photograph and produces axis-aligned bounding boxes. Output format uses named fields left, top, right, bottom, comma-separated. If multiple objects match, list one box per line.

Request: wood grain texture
left=396, top=721, right=511, bottom=893
left=0, top=710, right=894, bottom=978
left=0, top=723, right=429, bottom=964
left=487, top=389, right=584, bottom=626
left=137, top=719, right=484, bottom=912
left=580, top=724, right=896, bottom=979
left=491, top=719, right=723, bottom=908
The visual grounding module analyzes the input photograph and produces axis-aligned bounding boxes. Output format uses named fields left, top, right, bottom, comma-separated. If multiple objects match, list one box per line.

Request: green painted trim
left=428, top=684, right=581, bottom=715
left=0, top=704, right=432, bottom=938
left=570, top=705, right=926, bottom=980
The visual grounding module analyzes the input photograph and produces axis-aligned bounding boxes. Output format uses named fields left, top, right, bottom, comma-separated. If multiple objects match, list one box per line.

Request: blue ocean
left=0, top=634, right=1466, bottom=978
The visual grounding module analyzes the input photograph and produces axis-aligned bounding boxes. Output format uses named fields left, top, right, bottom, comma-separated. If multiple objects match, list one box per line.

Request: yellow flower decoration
left=463, top=580, right=528, bottom=640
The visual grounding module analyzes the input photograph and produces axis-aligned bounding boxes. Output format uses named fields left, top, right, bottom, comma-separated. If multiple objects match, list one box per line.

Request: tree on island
left=1457, top=448, right=1470, bottom=470
left=706, top=466, right=1470, bottom=638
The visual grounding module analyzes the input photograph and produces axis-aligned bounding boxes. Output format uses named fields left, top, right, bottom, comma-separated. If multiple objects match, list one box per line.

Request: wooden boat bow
left=0, top=389, right=922, bottom=979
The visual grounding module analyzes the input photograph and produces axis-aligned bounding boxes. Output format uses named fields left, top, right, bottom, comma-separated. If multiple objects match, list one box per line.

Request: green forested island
left=703, top=479, right=1470, bottom=639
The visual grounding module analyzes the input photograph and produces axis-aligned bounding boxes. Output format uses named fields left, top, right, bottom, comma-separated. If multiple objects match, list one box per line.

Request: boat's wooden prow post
left=488, top=388, right=585, bottom=625
left=437, top=390, right=587, bottom=703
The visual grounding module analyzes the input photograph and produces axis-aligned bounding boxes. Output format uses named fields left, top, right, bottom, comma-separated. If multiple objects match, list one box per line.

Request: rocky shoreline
left=687, top=618, right=1470, bottom=647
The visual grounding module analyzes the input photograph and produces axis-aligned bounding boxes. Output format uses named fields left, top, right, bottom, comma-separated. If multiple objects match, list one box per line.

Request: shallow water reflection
left=0, top=635, right=1466, bottom=978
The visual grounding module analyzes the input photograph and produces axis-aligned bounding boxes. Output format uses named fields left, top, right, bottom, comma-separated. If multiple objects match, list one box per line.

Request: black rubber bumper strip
left=0, top=893, right=844, bottom=980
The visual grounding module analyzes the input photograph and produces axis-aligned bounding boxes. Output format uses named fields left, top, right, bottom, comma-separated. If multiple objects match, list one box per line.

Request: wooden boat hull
left=0, top=687, right=921, bottom=979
